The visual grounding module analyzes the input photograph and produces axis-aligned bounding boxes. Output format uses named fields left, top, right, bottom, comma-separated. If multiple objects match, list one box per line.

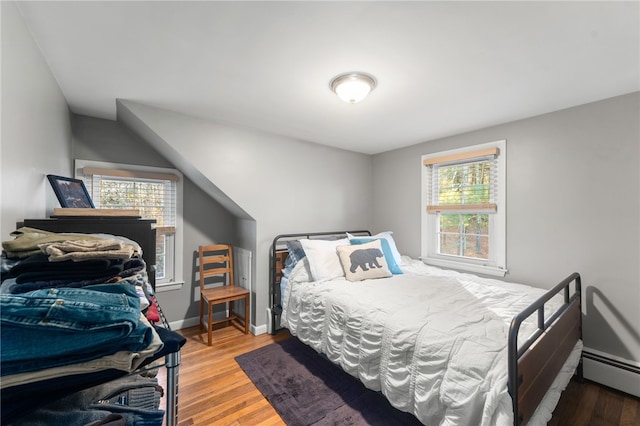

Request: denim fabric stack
left=0, top=227, right=183, bottom=426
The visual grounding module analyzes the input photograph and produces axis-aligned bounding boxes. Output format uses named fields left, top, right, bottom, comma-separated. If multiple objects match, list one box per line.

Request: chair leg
left=244, top=295, right=249, bottom=334
left=229, top=301, right=234, bottom=327
left=208, top=303, right=213, bottom=346
left=199, top=297, right=204, bottom=333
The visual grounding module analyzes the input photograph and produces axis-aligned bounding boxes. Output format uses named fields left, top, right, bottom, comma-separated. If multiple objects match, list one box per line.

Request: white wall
left=116, top=100, right=373, bottom=333
left=1, top=2, right=72, bottom=240
left=373, top=92, right=640, bottom=369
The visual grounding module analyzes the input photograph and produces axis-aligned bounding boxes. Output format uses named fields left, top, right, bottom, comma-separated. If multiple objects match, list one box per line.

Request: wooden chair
left=198, top=244, right=249, bottom=346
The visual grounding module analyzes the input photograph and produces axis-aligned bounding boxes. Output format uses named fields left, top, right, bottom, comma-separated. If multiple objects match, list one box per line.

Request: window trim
left=75, top=159, right=184, bottom=290
left=421, top=140, right=507, bottom=277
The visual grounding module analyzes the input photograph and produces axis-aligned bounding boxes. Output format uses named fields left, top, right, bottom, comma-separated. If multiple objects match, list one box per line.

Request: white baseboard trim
left=253, top=324, right=267, bottom=335
left=582, top=347, right=640, bottom=398
left=168, top=316, right=199, bottom=331
left=168, top=315, right=267, bottom=336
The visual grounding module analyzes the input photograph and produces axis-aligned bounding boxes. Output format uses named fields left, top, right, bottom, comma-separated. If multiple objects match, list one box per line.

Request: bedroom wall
left=70, top=114, right=240, bottom=324
left=372, top=92, right=640, bottom=390
left=1, top=2, right=73, bottom=241
left=5, top=0, right=636, bottom=393
left=113, top=100, right=373, bottom=334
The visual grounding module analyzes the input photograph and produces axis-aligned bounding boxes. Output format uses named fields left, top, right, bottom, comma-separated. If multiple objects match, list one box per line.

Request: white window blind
left=421, top=141, right=506, bottom=277
left=82, top=167, right=177, bottom=233
left=77, top=163, right=182, bottom=286
left=424, top=147, right=499, bottom=214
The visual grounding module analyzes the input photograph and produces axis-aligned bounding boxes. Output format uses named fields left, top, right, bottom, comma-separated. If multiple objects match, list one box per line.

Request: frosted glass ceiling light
left=330, top=72, right=376, bottom=104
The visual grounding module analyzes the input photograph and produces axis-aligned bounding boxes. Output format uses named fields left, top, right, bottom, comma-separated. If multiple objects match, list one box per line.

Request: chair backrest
left=198, top=244, right=234, bottom=290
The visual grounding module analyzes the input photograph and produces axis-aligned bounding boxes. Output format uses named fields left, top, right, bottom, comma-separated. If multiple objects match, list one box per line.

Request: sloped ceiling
left=16, top=1, right=640, bottom=154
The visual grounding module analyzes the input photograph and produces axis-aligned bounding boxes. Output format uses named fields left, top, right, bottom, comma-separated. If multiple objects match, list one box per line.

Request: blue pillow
left=282, top=240, right=306, bottom=278
left=286, top=240, right=306, bottom=264
left=349, top=238, right=403, bottom=275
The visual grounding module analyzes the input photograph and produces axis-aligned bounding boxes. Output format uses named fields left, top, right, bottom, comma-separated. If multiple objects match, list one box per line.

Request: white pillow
left=300, top=238, right=349, bottom=282
left=348, top=231, right=403, bottom=265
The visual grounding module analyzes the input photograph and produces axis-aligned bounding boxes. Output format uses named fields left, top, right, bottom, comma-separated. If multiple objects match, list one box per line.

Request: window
left=76, top=160, right=184, bottom=288
left=421, top=141, right=506, bottom=277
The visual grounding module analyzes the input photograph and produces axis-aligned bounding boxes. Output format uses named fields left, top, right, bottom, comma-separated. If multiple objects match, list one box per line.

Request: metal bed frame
left=269, top=230, right=371, bottom=335
left=508, top=272, right=582, bottom=425
left=269, top=230, right=583, bottom=426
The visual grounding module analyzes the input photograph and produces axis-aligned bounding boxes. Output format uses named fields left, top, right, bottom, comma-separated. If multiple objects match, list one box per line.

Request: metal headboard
left=268, top=230, right=371, bottom=334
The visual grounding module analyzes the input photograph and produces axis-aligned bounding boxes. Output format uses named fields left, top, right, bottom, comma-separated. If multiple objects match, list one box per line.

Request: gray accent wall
left=372, top=92, right=640, bottom=364
left=72, top=114, right=173, bottom=167
left=1, top=2, right=72, bottom=240
left=71, top=115, right=239, bottom=324
left=115, top=100, right=373, bottom=333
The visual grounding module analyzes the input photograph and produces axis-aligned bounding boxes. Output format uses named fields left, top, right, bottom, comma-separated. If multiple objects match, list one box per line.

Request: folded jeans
left=0, top=283, right=144, bottom=374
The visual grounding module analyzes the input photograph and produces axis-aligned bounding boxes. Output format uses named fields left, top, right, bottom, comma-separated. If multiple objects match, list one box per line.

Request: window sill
left=155, top=281, right=184, bottom=292
left=421, top=257, right=507, bottom=278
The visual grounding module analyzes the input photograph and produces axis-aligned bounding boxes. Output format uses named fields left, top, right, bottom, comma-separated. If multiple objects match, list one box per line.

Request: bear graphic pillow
left=336, top=239, right=393, bottom=282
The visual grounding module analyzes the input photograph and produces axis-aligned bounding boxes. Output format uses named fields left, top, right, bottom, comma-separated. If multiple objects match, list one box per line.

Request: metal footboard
left=508, top=272, right=582, bottom=426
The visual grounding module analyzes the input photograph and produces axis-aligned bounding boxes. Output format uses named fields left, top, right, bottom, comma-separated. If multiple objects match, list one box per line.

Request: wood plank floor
left=158, top=326, right=640, bottom=426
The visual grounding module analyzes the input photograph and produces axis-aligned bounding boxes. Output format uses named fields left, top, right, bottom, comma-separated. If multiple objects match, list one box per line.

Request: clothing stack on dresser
left=0, top=227, right=184, bottom=426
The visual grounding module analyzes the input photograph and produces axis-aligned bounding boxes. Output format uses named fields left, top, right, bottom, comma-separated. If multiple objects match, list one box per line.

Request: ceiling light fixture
left=330, top=72, right=377, bottom=104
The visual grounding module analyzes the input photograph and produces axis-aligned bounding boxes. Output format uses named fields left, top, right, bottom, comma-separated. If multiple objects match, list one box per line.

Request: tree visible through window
left=97, top=178, right=174, bottom=280
left=421, top=141, right=506, bottom=276
left=436, top=160, right=491, bottom=259
left=76, top=161, right=182, bottom=286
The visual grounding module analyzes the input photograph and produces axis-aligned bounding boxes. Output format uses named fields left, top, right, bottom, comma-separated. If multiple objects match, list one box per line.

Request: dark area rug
left=235, top=337, right=423, bottom=426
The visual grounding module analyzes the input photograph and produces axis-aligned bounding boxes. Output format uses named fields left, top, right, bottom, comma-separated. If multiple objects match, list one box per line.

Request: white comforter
left=281, top=257, right=582, bottom=426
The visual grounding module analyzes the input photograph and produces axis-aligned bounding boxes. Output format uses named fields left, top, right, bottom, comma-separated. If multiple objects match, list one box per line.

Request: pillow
left=286, top=240, right=306, bottom=264
left=289, top=256, right=312, bottom=284
left=283, top=240, right=306, bottom=276
left=300, top=238, right=349, bottom=282
left=348, top=231, right=402, bottom=266
left=336, top=240, right=393, bottom=282
left=349, top=237, right=403, bottom=275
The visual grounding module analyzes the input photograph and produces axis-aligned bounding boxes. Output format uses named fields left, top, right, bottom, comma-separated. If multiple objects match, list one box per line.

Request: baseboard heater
left=582, top=349, right=640, bottom=397
left=583, top=350, right=640, bottom=375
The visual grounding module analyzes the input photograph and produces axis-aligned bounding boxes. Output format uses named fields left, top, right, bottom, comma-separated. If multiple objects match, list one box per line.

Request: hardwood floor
left=158, top=325, right=289, bottom=426
left=549, top=379, right=640, bottom=426
left=159, top=326, right=640, bottom=426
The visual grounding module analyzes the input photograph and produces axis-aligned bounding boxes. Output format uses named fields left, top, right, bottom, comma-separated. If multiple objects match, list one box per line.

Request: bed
left=269, top=231, right=582, bottom=426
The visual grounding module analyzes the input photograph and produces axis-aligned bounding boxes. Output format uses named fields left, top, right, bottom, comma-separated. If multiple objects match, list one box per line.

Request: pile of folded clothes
left=0, top=227, right=184, bottom=426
